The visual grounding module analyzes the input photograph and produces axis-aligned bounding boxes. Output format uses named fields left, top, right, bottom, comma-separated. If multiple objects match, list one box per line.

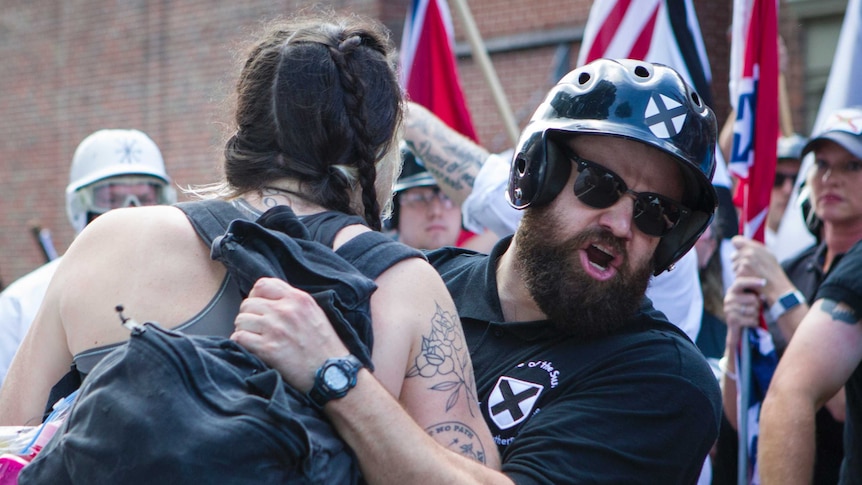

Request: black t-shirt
left=427, top=237, right=722, bottom=485
left=816, top=239, right=862, bottom=484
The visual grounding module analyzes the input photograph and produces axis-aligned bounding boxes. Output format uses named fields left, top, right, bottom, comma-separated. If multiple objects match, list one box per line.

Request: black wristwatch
left=307, top=355, right=363, bottom=409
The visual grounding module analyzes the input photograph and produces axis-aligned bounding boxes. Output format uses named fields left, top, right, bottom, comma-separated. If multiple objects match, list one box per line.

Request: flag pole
left=778, top=73, right=794, bottom=137
left=738, top=328, right=751, bottom=485
left=449, top=0, right=520, bottom=146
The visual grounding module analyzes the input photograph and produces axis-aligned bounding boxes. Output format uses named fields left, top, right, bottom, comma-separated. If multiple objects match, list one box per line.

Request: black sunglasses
left=570, top=154, right=689, bottom=237
left=773, top=172, right=798, bottom=188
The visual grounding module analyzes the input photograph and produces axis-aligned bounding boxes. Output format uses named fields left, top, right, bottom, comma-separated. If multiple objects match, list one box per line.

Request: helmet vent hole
left=633, top=65, right=650, bottom=78
left=577, top=72, right=591, bottom=85
left=690, top=91, right=702, bottom=106
left=516, top=155, right=528, bottom=176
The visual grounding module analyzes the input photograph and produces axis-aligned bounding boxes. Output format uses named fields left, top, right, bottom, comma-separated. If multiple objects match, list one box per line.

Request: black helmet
left=388, top=142, right=438, bottom=229
left=506, top=58, right=718, bottom=274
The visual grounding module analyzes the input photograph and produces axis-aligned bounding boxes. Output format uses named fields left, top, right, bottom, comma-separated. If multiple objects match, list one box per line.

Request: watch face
left=780, top=293, right=800, bottom=307
left=323, top=365, right=349, bottom=390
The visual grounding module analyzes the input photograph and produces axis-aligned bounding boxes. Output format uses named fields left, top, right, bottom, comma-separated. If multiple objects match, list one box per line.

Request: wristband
left=718, top=356, right=737, bottom=382
left=768, top=289, right=806, bottom=321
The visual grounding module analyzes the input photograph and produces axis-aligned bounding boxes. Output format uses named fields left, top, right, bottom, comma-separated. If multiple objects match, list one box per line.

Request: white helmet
left=66, top=129, right=176, bottom=233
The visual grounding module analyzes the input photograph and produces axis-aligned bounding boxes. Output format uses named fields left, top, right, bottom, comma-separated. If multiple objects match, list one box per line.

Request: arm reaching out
left=403, top=102, right=490, bottom=206
left=233, top=273, right=511, bottom=484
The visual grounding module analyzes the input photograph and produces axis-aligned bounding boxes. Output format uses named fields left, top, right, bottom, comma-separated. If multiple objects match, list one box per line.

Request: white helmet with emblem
left=66, top=129, right=176, bottom=233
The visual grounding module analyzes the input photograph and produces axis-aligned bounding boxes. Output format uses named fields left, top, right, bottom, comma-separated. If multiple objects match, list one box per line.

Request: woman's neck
left=823, top=220, right=862, bottom=271
left=238, top=182, right=327, bottom=216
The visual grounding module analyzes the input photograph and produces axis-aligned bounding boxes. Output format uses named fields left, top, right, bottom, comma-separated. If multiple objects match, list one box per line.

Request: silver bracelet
left=718, top=356, right=737, bottom=382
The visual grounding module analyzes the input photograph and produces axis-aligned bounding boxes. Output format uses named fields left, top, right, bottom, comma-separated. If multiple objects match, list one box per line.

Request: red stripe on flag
left=585, top=0, right=633, bottom=63
left=727, top=1, right=780, bottom=481
left=628, top=3, right=661, bottom=60
left=731, top=0, right=778, bottom=243
left=404, top=0, right=478, bottom=141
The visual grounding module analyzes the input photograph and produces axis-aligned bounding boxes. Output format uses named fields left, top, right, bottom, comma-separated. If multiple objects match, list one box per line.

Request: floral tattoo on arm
left=407, top=303, right=487, bottom=463
left=407, top=303, right=480, bottom=417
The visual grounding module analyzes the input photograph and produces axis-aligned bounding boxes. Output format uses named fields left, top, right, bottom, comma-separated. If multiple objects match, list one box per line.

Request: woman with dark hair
left=0, top=12, right=497, bottom=473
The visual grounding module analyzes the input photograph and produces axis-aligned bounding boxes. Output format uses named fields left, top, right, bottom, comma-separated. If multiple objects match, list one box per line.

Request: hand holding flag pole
left=727, top=0, right=780, bottom=482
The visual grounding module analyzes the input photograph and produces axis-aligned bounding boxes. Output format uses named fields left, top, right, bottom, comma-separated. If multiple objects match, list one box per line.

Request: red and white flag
left=577, top=0, right=732, bottom=190
left=726, top=0, right=780, bottom=482
left=577, top=0, right=710, bottom=101
left=400, top=0, right=478, bottom=142
left=400, top=0, right=480, bottom=246
left=727, top=0, right=779, bottom=243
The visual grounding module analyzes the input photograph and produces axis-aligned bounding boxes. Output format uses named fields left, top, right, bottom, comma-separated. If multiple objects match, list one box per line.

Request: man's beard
left=515, top=205, right=654, bottom=340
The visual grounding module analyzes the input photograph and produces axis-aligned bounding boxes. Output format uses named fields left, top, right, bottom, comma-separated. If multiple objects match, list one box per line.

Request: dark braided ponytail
left=215, top=13, right=402, bottom=230
left=326, top=33, right=386, bottom=230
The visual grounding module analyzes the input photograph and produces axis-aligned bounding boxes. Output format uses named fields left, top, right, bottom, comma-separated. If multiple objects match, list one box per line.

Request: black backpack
left=21, top=200, right=420, bottom=484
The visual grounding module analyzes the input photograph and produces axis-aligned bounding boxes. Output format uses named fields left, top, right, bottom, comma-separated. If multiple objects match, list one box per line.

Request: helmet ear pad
left=652, top=205, right=712, bottom=276
left=507, top=132, right=573, bottom=209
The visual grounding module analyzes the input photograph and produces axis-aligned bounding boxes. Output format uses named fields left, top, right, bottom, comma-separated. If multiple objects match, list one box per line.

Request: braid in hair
left=219, top=14, right=402, bottom=221
left=328, top=34, right=383, bottom=230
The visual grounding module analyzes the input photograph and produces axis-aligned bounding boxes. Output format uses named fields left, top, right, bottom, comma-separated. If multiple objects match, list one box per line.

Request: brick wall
left=0, top=0, right=386, bottom=285
left=452, top=0, right=732, bottom=153
left=0, top=0, right=788, bottom=286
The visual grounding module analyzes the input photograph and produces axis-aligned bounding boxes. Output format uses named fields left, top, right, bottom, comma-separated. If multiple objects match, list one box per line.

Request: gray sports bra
left=71, top=200, right=259, bottom=375
left=73, top=273, right=242, bottom=375
left=71, top=199, right=421, bottom=376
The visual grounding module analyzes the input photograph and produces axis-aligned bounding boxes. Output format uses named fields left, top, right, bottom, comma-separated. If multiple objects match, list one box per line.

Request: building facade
left=0, top=0, right=846, bottom=285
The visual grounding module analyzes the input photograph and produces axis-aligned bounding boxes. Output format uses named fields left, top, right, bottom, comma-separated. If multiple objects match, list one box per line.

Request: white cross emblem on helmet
left=645, top=94, right=687, bottom=139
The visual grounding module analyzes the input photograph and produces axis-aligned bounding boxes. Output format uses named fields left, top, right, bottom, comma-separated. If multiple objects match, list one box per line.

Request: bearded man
left=233, top=58, right=722, bottom=484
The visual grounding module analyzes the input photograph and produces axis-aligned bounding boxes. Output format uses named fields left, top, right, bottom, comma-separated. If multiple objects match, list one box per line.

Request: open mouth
left=585, top=244, right=614, bottom=271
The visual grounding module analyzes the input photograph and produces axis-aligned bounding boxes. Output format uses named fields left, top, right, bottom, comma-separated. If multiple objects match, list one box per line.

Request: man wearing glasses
left=388, top=143, right=465, bottom=251
left=234, top=58, right=722, bottom=483
left=388, top=143, right=497, bottom=253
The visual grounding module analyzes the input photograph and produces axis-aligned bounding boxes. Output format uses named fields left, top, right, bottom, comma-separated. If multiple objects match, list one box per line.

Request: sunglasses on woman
left=569, top=153, right=689, bottom=237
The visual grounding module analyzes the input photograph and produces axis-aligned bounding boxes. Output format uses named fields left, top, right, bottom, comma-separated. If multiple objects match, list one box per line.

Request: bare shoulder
left=372, top=252, right=494, bottom=465
left=54, top=205, right=227, bottom=354
left=60, top=206, right=195, bottom=257
left=364, top=250, right=453, bottom=376
left=58, top=205, right=213, bottom=288
left=378, top=254, right=446, bottom=287
left=370, top=253, right=462, bottom=373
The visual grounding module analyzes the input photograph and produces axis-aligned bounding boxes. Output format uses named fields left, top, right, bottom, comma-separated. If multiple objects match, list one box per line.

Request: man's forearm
left=403, top=102, right=490, bottom=205
left=325, top=370, right=511, bottom=485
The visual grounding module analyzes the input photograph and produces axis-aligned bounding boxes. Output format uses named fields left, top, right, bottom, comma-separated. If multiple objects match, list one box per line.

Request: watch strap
left=768, top=289, right=806, bottom=321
